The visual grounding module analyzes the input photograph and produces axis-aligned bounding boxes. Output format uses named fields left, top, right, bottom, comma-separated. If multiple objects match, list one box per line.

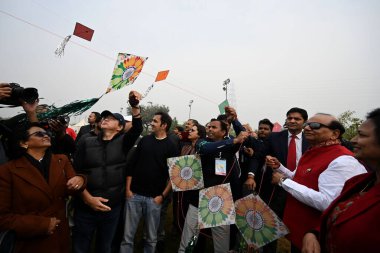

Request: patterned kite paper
left=167, top=155, right=204, bottom=192
left=235, top=194, right=289, bottom=248
left=107, top=53, right=148, bottom=93
left=198, top=183, right=235, bottom=229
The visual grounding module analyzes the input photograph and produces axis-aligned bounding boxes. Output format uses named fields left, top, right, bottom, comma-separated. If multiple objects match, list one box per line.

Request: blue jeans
left=72, top=204, right=122, bottom=253
left=120, top=194, right=162, bottom=253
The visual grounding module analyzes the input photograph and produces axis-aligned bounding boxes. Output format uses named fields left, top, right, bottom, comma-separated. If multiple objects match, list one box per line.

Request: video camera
left=0, top=83, right=39, bottom=106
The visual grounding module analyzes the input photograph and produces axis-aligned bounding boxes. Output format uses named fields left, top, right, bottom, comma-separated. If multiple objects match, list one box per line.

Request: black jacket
left=73, top=117, right=142, bottom=208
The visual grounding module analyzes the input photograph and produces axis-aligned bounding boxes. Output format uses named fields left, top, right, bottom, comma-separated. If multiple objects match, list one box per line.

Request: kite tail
left=55, top=35, right=72, bottom=57
left=38, top=95, right=103, bottom=120
left=142, top=83, right=155, bottom=98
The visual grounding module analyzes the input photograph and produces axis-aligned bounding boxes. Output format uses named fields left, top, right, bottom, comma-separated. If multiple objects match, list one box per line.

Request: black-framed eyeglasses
left=28, top=131, right=51, bottom=138
left=303, top=122, right=331, bottom=130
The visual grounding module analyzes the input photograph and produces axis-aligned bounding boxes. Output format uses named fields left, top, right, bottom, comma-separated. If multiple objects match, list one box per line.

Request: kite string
left=0, top=9, right=218, bottom=105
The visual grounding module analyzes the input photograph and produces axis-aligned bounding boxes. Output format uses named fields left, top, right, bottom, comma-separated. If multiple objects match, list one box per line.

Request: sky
left=0, top=0, right=379, bottom=128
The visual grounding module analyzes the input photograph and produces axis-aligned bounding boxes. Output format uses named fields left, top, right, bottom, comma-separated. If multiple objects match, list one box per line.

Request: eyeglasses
left=28, top=131, right=51, bottom=138
left=303, top=122, right=331, bottom=130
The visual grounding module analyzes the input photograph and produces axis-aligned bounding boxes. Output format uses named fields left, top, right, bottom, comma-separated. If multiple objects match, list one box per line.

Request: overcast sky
left=1, top=0, right=379, bottom=127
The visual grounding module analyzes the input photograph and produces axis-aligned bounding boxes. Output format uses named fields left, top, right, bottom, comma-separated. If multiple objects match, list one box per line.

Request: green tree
left=338, top=110, right=363, bottom=140
left=171, top=117, right=179, bottom=132
left=127, top=103, right=169, bottom=135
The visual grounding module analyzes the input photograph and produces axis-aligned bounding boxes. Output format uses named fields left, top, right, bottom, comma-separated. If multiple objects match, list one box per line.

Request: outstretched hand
left=129, top=90, right=142, bottom=107
left=225, top=106, right=237, bottom=122
left=266, top=155, right=280, bottom=169
left=233, top=131, right=249, bottom=144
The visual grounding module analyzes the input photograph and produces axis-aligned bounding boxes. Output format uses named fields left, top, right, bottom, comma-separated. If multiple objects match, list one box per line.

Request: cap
left=101, top=110, right=125, bottom=126
left=73, top=22, right=94, bottom=41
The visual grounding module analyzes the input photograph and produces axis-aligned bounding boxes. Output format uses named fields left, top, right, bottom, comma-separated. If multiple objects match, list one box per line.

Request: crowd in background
left=0, top=82, right=379, bottom=253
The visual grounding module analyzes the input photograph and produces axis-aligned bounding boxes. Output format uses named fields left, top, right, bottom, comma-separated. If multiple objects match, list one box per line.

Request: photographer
left=0, top=83, right=39, bottom=163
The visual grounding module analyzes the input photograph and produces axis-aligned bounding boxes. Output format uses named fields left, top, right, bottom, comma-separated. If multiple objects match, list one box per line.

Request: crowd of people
left=0, top=81, right=379, bottom=253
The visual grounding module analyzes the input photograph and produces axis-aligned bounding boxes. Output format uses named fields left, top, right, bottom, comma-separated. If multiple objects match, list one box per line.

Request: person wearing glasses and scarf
left=0, top=122, right=86, bottom=253
left=268, top=113, right=367, bottom=253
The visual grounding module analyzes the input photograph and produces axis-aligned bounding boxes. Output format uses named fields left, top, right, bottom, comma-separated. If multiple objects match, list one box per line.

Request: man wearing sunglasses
left=269, top=113, right=367, bottom=253
left=249, top=107, right=309, bottom=253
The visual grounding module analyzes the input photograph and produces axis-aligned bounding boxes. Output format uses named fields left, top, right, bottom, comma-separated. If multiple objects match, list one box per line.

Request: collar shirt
left=278, top=155, right=366, bottom=211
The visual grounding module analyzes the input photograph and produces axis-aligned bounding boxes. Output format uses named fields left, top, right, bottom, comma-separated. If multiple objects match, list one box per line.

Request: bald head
left=312, top=113, right=337, bottom=125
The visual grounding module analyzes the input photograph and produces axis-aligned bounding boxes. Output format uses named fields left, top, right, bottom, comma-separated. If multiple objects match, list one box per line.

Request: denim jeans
left=72, top=203, right=122, bottom=253
left=120, top=194, right=162, bottom=253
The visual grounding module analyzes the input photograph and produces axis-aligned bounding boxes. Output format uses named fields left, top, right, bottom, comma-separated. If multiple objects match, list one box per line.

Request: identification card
left=215, top=159, right=227, bottom=176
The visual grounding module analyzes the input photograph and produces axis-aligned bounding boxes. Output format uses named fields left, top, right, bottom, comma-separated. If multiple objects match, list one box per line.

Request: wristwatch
left=278, top=177, right=287, bottom=187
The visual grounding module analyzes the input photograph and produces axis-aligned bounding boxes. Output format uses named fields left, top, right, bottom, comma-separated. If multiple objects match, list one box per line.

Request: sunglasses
left=28, top=131, right=51, bottom=138
left=303, top=122, right=331, bottom=130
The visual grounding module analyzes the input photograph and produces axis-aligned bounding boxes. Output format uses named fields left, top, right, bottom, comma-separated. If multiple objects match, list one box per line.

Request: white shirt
left=278, top=155, right=367, bottom=211
left=288, top=131, right=303, bottom=168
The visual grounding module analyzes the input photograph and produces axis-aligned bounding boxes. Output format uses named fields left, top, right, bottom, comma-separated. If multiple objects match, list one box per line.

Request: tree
left=127, top=103, right=169, bottom=135
left=171, top=117, right=180, bottom=132
left=338, top=110, right=363, bottom=141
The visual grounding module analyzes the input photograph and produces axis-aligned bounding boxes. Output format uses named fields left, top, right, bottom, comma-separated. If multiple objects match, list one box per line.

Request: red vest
left=284, top=144, right=353, bottom=250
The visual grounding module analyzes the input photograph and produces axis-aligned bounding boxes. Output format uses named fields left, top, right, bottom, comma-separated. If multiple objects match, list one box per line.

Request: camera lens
left=22, top=88, right=39, bottom=104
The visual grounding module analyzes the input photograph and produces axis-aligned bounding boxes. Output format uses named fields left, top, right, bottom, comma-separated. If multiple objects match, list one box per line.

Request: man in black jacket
left=72, top=91, right=143, bottom=253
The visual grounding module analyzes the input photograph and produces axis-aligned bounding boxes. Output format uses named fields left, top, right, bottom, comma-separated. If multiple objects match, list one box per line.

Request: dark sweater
left=130, top=134, right=179, bottom=198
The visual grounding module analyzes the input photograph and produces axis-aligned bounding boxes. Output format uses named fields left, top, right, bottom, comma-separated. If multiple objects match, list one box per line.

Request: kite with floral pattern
left=235, top=194, right=289, bottom=248
left=198, top=183, right=235, bottom=229
left=168, top=155, right=204, bottom=192
left=107, top=53, right=147, bottom=93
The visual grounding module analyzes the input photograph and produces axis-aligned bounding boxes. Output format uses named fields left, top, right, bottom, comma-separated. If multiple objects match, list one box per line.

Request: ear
left=116, top=124, right=123, bottom=132
left=19, top=140, right=28, bottom=149
left=161, top=123, right=168, bottom=131
left=331, top=129, right=340, bottom=140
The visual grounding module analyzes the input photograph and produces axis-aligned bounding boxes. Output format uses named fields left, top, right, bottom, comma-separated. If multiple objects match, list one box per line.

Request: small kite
left=155, top=70, right=169, bottom=82
left=218, top=99, right=229, bottom=115
left=107, top=53, right=148, bottom=93
left=142, top=70, right=170, bottom=98
left=234, top=194, right=289, bottom=248
left=167, top=155, right=204, bottom=192
left=198, top=183, right=235, bottom=229
left=55, top=22, right=94, bottom=57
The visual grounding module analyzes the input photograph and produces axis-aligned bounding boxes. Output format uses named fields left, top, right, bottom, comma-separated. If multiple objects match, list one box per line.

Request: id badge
left=215, top=159, right=227, bottom=176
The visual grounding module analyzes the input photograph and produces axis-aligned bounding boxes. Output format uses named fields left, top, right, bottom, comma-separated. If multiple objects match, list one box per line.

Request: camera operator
left=0, top=83, right=39, bottom=164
